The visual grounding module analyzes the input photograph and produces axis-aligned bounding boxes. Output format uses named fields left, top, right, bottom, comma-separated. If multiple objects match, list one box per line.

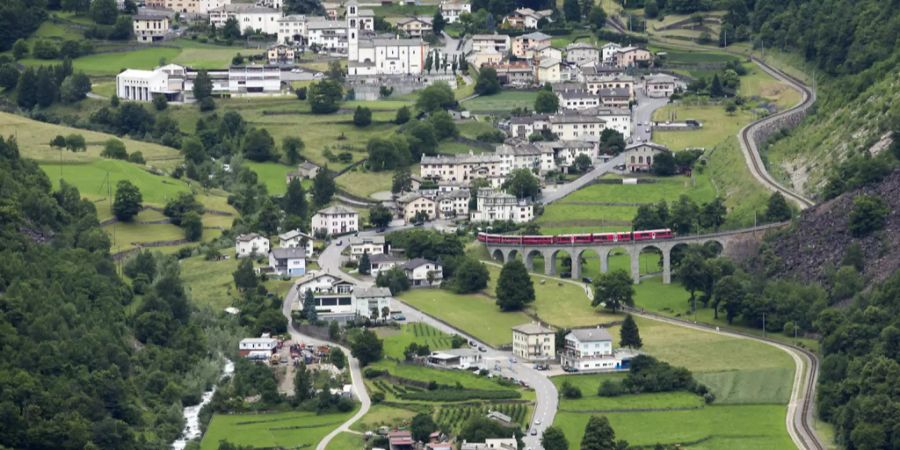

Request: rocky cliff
left=769, top=169, right=900, bottom=286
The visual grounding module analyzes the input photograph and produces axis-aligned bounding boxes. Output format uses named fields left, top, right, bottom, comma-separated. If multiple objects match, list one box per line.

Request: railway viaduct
left=483, top=223, right=787, bottom=284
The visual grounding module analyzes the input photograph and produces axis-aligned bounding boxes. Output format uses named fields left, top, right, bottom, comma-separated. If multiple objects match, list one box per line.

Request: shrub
left=398, top=389, right=520, bottom=402
left=363, top=368, right=387, bottom=379
left=561, top=381, right=582, bottom=399
left=597, top=379, right=626, bottom=397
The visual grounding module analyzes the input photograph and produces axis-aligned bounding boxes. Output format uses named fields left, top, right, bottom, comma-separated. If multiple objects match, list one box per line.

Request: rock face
left=770, top=169, right=900, bottom=286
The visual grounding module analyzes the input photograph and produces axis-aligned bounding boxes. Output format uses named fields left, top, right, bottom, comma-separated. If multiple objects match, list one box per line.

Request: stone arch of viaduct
left=488, top=236, right=732, bottom=285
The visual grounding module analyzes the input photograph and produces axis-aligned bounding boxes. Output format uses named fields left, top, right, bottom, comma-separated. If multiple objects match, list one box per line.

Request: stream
left=172, top=358, right=235, bottom=450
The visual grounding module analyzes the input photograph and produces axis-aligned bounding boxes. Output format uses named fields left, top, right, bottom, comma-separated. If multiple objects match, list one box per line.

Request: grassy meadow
left=461, top=90, right=539, bottom=113
left=200, top=409, right=357, bottom=450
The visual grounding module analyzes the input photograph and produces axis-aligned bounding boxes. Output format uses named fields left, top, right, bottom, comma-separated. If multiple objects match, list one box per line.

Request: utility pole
left=762, top=312, right=767, bottom=338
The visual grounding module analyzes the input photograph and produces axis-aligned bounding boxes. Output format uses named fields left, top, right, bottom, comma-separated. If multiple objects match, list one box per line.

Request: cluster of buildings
left=235, top=229, right=314, bottom=276
left=509, top=323, right=635, bottom=371
left=115, top=63, right=282, bottom=102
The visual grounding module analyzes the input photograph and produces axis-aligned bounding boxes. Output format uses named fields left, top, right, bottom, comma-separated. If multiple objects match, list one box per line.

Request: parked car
left=391, top=313, right=406, bottom=321
left=478, top=346, right=487, bottom=352
left=582, top=277, right=592, bottom=284
left=530, top=428, right=538, bottom=435
left=563, top=366, right=579, bottom=373
left=509, top=357, right=517, bottom=364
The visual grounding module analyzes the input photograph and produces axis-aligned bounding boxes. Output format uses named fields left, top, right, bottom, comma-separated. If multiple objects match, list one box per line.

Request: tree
left=764, top=192, right=792, bottom=222
left=35, top=67, right=57, bottom=107
left=669, top=195, right=699, bottom=234
left=709, top=73, right=724, bottom=97
left=113, top=180, right=142, bottom=221
left=369, top=204, right=393, bottom=229
left=330, top=348, right=346, bottom=369
left=411, top=413, right=438, bottom=442
left=222, top=16, right=241, bottom=39
left=534, top=90, right=560, bottom=113
left=588, top=4, right=607, bottom=28
left=294, top=362, right=313, bottom=400
left=592, top=270, right=634, bottom=312
left=580, top=416, right=620, bottom=450
left=59, top=72, right=91, bottom=103
left=495, top=259, right=535, bottom=311
left=563, top=0, right=580, bottom=22
left=561, top=380, right=582, bottom=398
left=842, top=242, right=864, bottom=272
left=432, top=11, right=447, bottom=34
left=428, top=110, right=458, bottom=140
left=619, top=314, right=642, bottom=349
left=475, top=67, right=501, bottom=95
left=50, top=135, right=67, bottom=148
left=308, top=79, right=343, bottom=114
left=425, top=52, right=433, bottom=73
left=350, top=329, right=383, bottom=366
left=353, top=106, right=372, bottom=127
left=311, top=169, right=336, bottom=206
left=164, top=192, right=205, bottom=225
left=282, top=136, right=305, bottom=164
left=376, top=266, right=410, bottom=294
left=713, top=275, right=744, bottom=324
left=243, top=128, right=277, bottom=162
left=181, top=211, right=203, bottom=241
left=65, top=134, right=86, bottom=152
left=233, top=258, right=258, bottom=291
left=192, top=69, right=212, bottom=101
left=678, top=251, right=707, bottom=310
left=503, top=168, right=540, bottom=200
left=359, top=251, right=371, bottom=275
left=151, top=93, right=168, bottom=111
left=12, top=39, right=28, bottom=59
left=542, top=426, right=569, bottom=450
left=302, top=289, right=318, bottom=322
left=16, top=67, right=37, bottom=108
left=0, top=63, right=19, bottom=91
left=99, top=139, right=128, bottom=160
left=392, top=167, right=412, bottom=194
left=644, top=0, right=659, bottom=18
left=598, top=129, right=626, bottom=155
left=849, top=195, right=888, bottom=237
left=283, top=178, right=308, bottom=218
left=367, top=136, right=410, bottom=171
left=90, top=0, right=118, bottom=25
left=699, top=197, right=727, bottom=231
left=124, top=250, right=156, bottom=281
left=573, top=153, right=593, bottom=173
left=395, top=105, right=411, bottom=124
left=452, top=258, right=490, bottom=294
left=650, top=151, right=676, bottom=176
left=326, top=60, right=344, bottom=82
left=415, top=82, right=455, bottom=112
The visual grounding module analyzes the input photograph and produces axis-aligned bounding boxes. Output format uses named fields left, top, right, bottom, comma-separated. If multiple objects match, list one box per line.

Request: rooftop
left=279, top=229, right=312, bottom=241
left=568, top=327, right=613, bottom=342
left=353, top=286, right=393, bottom=298
left=599, top=87, right=630, bottom=97
left=512, top=322, right=554, bottom=335
left=236, top=233, right=266, bottom=243
left=349, top=235, right=385, bottom=245
left=519, top=31, right=551, bottom=41
left=271, top=247, right=306, bottom=259
left=404, top=258, right=440, bottom=270
left=315, top=205, right=358, bottom=215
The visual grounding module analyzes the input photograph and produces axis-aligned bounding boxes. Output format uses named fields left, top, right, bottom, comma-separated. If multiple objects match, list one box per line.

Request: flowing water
left=172, top=359, right=235, bottom=449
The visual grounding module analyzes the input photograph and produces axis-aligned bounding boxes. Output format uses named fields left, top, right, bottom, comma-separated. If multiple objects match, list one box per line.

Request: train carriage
left=479, top=229, right=673, bottom=245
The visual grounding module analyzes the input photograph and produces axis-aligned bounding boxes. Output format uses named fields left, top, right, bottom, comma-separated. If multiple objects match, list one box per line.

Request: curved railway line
left=604, top=18, right=825, bottom=449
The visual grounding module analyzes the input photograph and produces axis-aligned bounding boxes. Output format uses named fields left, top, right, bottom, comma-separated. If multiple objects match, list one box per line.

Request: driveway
left=540, top=154, right=626, bottom=205
left=631, top=88, right=670, bottom=143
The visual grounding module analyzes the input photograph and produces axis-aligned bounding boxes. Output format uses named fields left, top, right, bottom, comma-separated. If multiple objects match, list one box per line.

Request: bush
left=363, top=367, right=387, bottom=379
left=371, top=391, right=385, bottom=404
left=295, top=87, right=307, bottom=100
left=398, top=389, right=520, bottom=401
left=561, top=381, right=582, bottom=399
left=597, top=380, right=626, bottom=397
left=198, top=96, right=216, bottom=111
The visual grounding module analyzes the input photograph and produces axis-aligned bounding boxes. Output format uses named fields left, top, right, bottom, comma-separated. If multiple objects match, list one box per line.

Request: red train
left=477, top=229, right=673, bottom=245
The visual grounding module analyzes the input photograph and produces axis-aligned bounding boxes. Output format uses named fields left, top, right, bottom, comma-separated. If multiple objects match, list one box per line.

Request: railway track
left=737, top=57, right=816, bottom=209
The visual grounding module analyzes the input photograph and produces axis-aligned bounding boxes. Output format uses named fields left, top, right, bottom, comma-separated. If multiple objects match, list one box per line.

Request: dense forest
left=0, top=136, right=234, bottom=449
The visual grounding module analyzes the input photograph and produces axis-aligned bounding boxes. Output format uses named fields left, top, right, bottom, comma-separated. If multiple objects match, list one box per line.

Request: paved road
left=631, top=89, right=670, bottom=143
left=281, top=278, right=371, bottom=450
left=540, top=154, right=626, bottom=205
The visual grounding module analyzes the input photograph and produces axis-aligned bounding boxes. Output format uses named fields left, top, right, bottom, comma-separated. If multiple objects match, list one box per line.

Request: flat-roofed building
left=512, top=322, right=555, bottom=361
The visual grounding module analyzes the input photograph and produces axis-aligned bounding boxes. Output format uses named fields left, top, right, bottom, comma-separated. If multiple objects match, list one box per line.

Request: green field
left=537, top=174, right=718, bottom=233
left=200, top=410, right=357, bottom=450
left=0, top=111, right=184, bottom=171
left=462, top=90, right=539, bottom=113
left=349, top=404, right=421, bottom=433
left=378, top=322, right=455, bottom=360
left=553, top=374, right=704, bottom=411
left=324, top=431, right=364, bottom=450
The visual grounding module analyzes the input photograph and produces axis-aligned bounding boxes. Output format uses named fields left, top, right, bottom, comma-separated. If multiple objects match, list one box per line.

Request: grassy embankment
left=200, top=409, right=358, bottom=450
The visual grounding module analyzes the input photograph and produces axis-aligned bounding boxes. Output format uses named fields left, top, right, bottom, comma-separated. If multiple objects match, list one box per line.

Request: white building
left=396, top=16, right=432, bottom=38
left=277, top=14, right=308, bottom=44
left=116, top=68, right=170, bottom=101
left=508, top=114, right=551, bottom=139
left=643, top=73, right=678, bottom=98
left=585, top=73, right=635, bottom=99
left=268, top=247, right=307, bottom=277
left=469, top=34, right=510, bottom=54
left=311, top=205, right=359, bottom=236
left=550, top=114, right=607, bottom=141
left=209, top=4, right=283, bottom=35
left=470, top=188, right=534, bottom=224
left=400, top=194, right=437, bottom=222
left=403, top=258, right=443, bottom=287
left=228, top=65, right=282, bottom=93
left=502, top=8, right=552, bottom=29
left=239, top=337, right=277, bottom=356
left=420, top=153, right=505, bottom=187
left=511, top=31, right=551, bottom=59
left=133, top=14, right=170, bottom=43
left=278, top=229, right=314, bottom=257
left=369, top=253, right=407, bottom=277
left=348, top=235, right=385, bottom=261
left=588, top=106, right=632, bottom=139
left=536, top=140, right=596, bottom=169
left=439, top=0, right=471, bottom=23
left=556, top=87, right=600, bottom=111
left=352, top=286, right=392, bottom=319
left=561, top=327, right=630, bottom=371
left=306, top=19, right=348, bottom=52
left=349, top=37, right=428, bottom=76
left=428, top=349, right=482, bottom=369
left=435, top=190, right=470, bottom=218
left=600, top=42, right=622, bottom=64
left=535, top=57, right=561, bottom=84
left=267, top=43, right=295, bottom=64
left=495, top=139, right=555, bottom=174
left=566, top=42, right=600, bottom=65
left=511, top=322, right=555, bottom=361
left=162, top=0, right=231, bottom=14
left=235, top=233, right=270, bottom=258
left=460, top=437, right=518, bottom=450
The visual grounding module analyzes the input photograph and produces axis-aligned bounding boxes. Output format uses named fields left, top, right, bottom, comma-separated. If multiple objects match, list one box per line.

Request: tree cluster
left=16, top=60, right=92, bottom=109
left=632, top=195, right=727, bottom=233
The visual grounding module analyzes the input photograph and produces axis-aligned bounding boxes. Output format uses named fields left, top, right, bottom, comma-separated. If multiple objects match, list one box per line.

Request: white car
left=534, top=419, right=541, bottom=425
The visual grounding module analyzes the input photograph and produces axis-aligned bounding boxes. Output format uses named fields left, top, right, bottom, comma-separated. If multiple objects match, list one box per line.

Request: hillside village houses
left=535, top=58, right=562, bottom=83
left=404, top=258, right=444, bottom=287
left=293, top=270, right=392, bottom=322
left=286, top=161, right=321, bottom=182
left=209, top=4, right=282, bottom=35
left=511, top=32, right=551, bottom=59
left=348, top=235, right=386, bottom=261
left=346, top=1, right=428, bottom=76
left=369, top=253, right=407, bottom=277
left=469, top=188, right=534, bottom=224
left=460, top=437, right=518, bottom=450
left=483, top=62, right=533, bottom=87
left=439, top=0, right=471, bottom=23
left=585, top=73, right=635, bottom=100
left=397, top=189, right=470, bottom=223
left=278, top=229, right=314, bottom=258
left=613, top=46, right=653, bottom=67
left=133, top=14, right=170, bottom=43
left=267, top=43, right=295, bottom=64
left=311, top=205, right=359, bottom=236
left=396, top=16, right=433, bottom=38
left=428, top=348, right=482, bottom=369
left=506, top=107, right=632, bottom=141
left=116, top=63, right=283, bottom=102
left=561, top=327, right=636, bottom=371
left=565, top=42, right=601, bottom=65
left=621, top=142, right=672, bottom=172
left=153, top=0, right=230, bottom=14
left=502, top=8, right=553, bottom=29
left=643, top=73, right=679, bottom=98
left=268, top=247, right=307, bottom=277
left=235, top=233, right=270, bottom=258
left=239, top=335, right=277, bottom=357
left=511, top=323, right=556, bottom=361
left=470, top=34, right=511, bottom=54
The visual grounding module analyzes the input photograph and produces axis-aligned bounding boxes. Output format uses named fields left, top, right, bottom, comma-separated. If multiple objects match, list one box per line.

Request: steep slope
left=768, top=169, right=900, bottom=286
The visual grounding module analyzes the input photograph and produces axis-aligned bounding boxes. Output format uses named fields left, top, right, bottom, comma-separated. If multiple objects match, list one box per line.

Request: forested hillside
left=747, top=0, right=900, bottom=197
left=0, top=136, right=230, bottom=449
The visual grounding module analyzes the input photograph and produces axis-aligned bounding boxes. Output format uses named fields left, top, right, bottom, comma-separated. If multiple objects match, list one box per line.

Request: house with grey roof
left=562, top=327, right=635, bottom=371
left=268, top=247, right=307, bottom=277
left=403, top=258, right=443, bottom=287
